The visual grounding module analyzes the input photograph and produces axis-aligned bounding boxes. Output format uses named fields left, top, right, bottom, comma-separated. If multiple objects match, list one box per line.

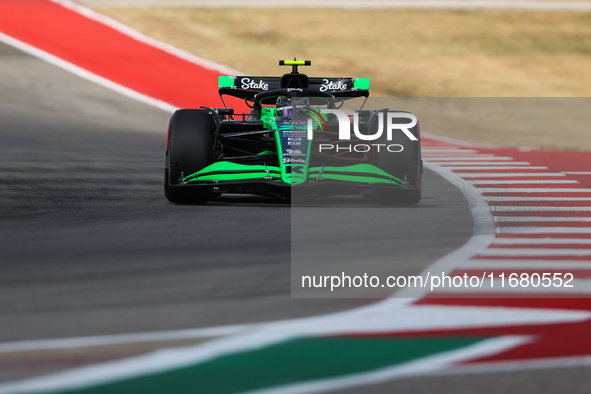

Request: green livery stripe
left=309, top=164, right=394, bottom=176
left=184, top=162, right=282, bottom=183
left=218, top=75, right=235, bottom=88
left=187, top=173, right=280, bottom=182
left=37, top=336, right=485, bottom=394
left=192, top=162, right=281, bottom=174
left=353, top=78, right=370, bottom=90
left=308, top=173, right=401, bottom=184
left=309, top=164, right=404, bottom=183
left=189, top=170, right=280, bottom=178
left=183, top=162, right=405, bottom=185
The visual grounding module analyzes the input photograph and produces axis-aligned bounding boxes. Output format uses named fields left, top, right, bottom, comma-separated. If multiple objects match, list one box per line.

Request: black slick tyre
left=164, top=109, right=215, bottom=204
left=374, top=112, right=422, bottom=206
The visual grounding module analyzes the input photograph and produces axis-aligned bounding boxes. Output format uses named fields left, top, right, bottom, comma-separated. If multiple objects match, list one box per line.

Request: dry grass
left=95, top=7, right=591, bottom=150
left=361, top=97, right=591, bottom=151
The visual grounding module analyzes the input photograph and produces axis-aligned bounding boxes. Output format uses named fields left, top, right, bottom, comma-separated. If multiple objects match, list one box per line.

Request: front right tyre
left=165, top=109, right=215, bottom=204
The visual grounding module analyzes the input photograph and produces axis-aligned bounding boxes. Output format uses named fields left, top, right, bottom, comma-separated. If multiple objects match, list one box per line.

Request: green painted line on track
left=38, top=336, right=487, bottom=394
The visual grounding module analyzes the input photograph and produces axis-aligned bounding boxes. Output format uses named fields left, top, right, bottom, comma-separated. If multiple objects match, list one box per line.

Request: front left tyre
left=373, top=111, right=422, bottom=206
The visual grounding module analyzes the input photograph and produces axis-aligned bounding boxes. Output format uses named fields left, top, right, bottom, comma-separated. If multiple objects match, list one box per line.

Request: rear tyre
left=165, top=109, right=215, bottom=204
left=374, top=112, right=422, bottom=206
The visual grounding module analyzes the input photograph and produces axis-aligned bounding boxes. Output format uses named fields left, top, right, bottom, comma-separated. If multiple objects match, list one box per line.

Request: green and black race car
left=164, top=60, right=422, bottom=205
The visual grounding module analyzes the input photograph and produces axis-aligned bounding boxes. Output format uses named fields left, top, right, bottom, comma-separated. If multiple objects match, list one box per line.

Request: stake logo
left=319, top=79, right=349, bottom=92
left=240, top=78, right=268, bottom=90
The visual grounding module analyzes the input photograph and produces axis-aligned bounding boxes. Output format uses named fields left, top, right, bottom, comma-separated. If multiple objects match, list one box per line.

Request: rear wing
left=218, top=75, right=370, bottom=100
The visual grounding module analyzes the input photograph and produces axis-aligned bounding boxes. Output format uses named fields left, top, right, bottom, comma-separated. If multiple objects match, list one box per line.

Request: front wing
left=179, top=161, right=415, bottom=192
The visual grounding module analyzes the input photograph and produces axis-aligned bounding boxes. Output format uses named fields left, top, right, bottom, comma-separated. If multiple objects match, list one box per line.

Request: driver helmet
left=276, top=96, right=292, bottom=116
left=276, top=96, right=310, bottom=117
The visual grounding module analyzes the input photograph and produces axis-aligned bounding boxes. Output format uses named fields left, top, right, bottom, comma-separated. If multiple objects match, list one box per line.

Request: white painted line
left=78, top=1, right=591, bottom=12
left=0, top=324, right=257, bottom=354
left=492, top=238, right=591, bottom=245
left=427, top=157, right=515, bottom=161
left=479, top=248, right=591, bottom=256
left=457, top=173, right=566, bottom=178
left=472, top=180, right=579, bottom=185
left=444, top=355, right=591, bottom=380
left=480, top=188, right=591, bottom=193
left=491, top=206, right=591, bottom=211
left=0, top=157, right=587, bottom=392
left=421, top=132, right=499, bottom=149
left=422, top=149, right=479, bottom=154
left=389, top=159, right=497, bottom=299
left=457, top=260, right=591, bottom=269
left=1, top=2, right=587, bottom=391
left=423, top=155, right=490, bottom=158
left=422, top=153, right=495, bottom=156
left=495, top=217, right=591, bottom=222
left=0, top=332, right=295, bottom=394
left=432, top=279, right=591, bottom=294
left=439, top=162, right=531, bottom=166
left=422, top=146, right=475, bottom=149
left=448, top=166, right=549, bottom=170
left=422, top=147, right=475, bottom=149
left=487, top=197, right=591, bottom=201
left=0, top=32, right=177, bottom=114
left=52, top=0, right=242, bottom=76
left=562, top=172, right=591, bottom=175
left=0, top=303, right=577, bottom=354
left=499, top=227, right=591, bottom=234
left=2, top=303, right=584, bottom=394
left=423, top=156, right=493, bottom=159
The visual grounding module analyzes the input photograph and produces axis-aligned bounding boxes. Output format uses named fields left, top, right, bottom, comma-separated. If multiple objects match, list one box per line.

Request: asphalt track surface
left=2, top=38, right=591, bottom=394
left=0, top=40, right=473, bottom=342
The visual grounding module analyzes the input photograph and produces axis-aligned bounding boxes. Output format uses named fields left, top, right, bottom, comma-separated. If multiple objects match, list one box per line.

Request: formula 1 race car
left=164, top=60, right=422, bottom=205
